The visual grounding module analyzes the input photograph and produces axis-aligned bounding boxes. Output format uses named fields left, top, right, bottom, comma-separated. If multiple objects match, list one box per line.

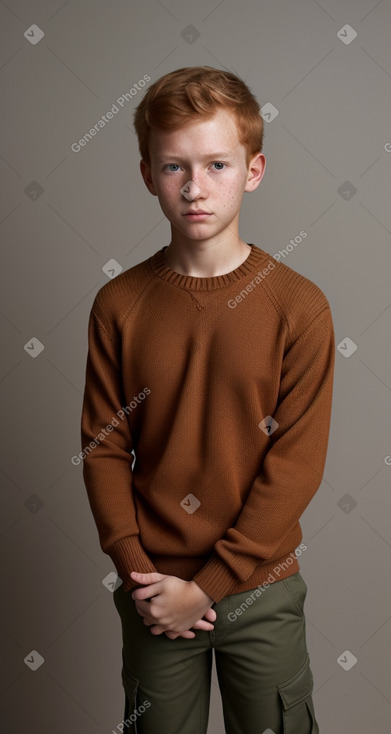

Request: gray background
left=1, top=0, right=391, bottom=732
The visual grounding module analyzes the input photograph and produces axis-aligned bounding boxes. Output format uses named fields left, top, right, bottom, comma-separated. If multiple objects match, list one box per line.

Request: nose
left=180, top=179, right=203, bottom=201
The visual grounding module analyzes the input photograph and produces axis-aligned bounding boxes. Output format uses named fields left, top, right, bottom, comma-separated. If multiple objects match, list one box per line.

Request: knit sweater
left=80, top=243, right=335, bottom=603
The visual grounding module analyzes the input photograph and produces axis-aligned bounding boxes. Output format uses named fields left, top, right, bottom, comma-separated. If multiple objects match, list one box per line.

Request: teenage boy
left=81, top=65, right=335, bottom=734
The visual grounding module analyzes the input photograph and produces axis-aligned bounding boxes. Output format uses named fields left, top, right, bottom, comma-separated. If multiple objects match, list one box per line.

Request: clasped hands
left=130, top=571, right=216, bottom=640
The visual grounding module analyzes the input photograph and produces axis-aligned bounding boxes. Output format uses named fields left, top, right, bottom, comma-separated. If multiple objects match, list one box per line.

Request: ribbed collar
left=149, top=244, right=270, bottom=291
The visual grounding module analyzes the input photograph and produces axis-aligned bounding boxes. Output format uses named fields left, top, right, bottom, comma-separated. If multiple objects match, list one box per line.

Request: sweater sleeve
left=192, top=306, right=335, bottom=603
left=80, top=299, right=158, bottom=592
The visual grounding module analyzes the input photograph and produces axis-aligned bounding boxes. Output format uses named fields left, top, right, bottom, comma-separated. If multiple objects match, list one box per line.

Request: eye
left=212, top=162, right=226, bottom=170
left=163, top=164, right=181, bottom=172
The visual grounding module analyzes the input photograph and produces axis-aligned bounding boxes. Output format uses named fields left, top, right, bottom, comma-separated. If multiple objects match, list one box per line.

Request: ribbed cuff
left=107, top=536, right=158, bottom=592
left=192, top=553, right=243, bottom=603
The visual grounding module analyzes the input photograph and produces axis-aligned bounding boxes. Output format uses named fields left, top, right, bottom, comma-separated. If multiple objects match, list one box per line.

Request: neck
left=163, top=239, right=252, bottom=278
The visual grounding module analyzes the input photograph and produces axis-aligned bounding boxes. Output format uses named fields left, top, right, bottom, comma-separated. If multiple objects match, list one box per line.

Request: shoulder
left=254, top=246, right=333, bottom=341
left=89, top=253, right=155, bottom=331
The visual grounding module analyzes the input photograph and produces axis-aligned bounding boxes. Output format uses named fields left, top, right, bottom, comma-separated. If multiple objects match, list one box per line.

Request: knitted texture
left=81, top=244, right=335, bottom=603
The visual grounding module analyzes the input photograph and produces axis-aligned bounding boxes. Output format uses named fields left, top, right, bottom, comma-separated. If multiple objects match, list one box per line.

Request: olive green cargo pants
left=113, top=571, right=319, bottom=733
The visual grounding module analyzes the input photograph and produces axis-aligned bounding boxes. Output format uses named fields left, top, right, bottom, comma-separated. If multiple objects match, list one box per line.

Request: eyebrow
left=156, top=151, right=235, bottom=162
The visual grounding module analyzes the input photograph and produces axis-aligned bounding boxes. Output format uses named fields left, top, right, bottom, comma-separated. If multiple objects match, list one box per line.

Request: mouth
left=183, top=211, right=212, bottom=220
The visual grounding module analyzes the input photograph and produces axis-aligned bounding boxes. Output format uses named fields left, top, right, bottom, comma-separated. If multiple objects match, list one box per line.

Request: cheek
left=159, top=179, right=183, bottom=203
left=219, top=169, right=246, bottom=196
left=154, top=180, right=175, bottom=203
left=219, top=180, right=244, bottom=208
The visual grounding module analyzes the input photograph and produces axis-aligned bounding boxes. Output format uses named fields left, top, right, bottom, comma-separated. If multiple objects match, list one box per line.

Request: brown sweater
left=80, top=244, right=335, bottom=603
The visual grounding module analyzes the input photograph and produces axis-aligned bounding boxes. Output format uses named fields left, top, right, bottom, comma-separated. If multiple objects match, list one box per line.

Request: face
left=139, top=107, right=266, bottom=247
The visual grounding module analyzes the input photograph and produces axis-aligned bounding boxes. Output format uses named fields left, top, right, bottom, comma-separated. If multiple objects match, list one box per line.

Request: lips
left=184, top=210, right=211, bottom=215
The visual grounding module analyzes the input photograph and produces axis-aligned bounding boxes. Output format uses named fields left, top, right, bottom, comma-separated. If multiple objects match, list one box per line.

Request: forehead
left=149, top=107, right=243, bottom=160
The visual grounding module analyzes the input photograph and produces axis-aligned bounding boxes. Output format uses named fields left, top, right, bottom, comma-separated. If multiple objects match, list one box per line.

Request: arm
left=192, top=306, right=335, bottom=603
left=81, top=298, right=216, bottom=635
left=80, top=295, right=158, bottom=592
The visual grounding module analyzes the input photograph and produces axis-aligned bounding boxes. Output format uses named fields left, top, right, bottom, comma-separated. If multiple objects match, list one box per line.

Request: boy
left=81, top=66, right=335, bottom=733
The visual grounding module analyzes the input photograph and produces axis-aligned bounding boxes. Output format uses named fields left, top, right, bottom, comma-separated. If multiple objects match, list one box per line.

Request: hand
left=130, top=571, right=216, bottom=638
left=164, top=607, right=217, bottom=640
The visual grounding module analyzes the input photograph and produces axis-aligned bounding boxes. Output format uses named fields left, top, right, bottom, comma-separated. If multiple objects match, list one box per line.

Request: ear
left=139, top=159, right=158, bottom=196
left=244, top=153, right=266, bottom=193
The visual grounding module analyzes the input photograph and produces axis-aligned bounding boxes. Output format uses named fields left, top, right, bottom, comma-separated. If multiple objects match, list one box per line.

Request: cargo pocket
left=277, top=656, right=319, bottom=733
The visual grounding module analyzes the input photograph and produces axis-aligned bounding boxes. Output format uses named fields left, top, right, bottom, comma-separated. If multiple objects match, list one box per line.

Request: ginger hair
left=133, top=66, right=264, bottom=168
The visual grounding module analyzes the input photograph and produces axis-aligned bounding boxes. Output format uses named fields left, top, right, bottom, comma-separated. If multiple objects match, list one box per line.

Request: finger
left=165, top=630, right=196, bottom=639
left=136, top=602, right=167, bottom=628
left=130, top=571, right=165, bottom=584
left=149, top=624, right=196, bottom=638
left=164, top=630, right=182, bottom=639
left=179, top=631, right=196, bottom=639
left=191, top=619, right=214, bottom=631
left=149, top=625, right=167, bottom=636
left=134, top=600, right=155, bottom=621
left=164, top=628, right=196, bottom=639
left=164, top=630, right=177, bottom=639
left=204, top=607, right=217, bottom=622
left=132, top=583, right=162, bottom=601
left=204, top=608, right=217, bottom=622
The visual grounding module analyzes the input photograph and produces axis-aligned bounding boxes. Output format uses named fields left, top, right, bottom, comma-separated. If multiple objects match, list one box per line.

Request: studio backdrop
left=1, top=1, right=391, bottom=732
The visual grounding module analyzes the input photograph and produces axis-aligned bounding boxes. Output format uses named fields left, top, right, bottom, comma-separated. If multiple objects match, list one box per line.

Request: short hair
left=133, top=66, right=264, bottom=168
